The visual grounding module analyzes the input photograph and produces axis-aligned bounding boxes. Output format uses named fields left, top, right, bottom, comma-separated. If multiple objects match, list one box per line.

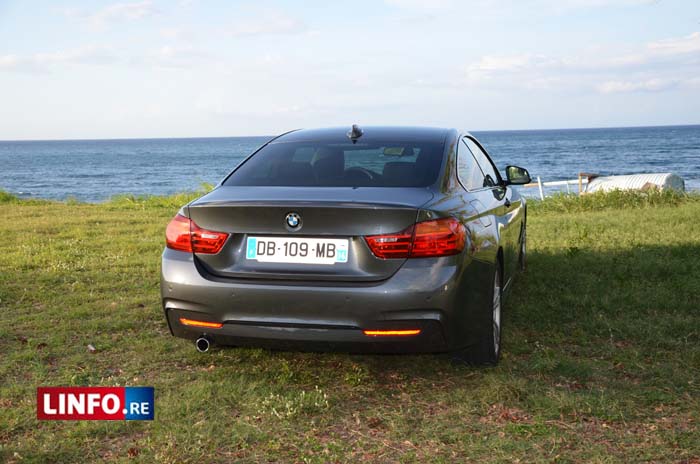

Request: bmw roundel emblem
left=285, top=212, right=301, bottom=229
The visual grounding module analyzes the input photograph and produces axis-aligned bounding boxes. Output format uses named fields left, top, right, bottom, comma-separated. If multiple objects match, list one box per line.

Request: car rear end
left=161, top=127, right=477, bottom=352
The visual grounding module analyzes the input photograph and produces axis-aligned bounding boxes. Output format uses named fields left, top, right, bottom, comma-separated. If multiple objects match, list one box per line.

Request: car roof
left=271, top=126, right=452, bottom=144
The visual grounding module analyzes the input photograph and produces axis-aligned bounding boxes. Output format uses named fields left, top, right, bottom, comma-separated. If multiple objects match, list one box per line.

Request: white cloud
left=648, top=31, right=700, bottom=56
left=227, top=10, right=306, bottom=37
left=159, top=27, right=189, bottom=40
left=0, top=42, right=211, bottom=73
left=384, top=0, right=454, bottom=9
left=385, top=0, right=654, bottom=11
left=84, top=1, right=156, bottom=28
left=469, top=54, right=533, bottom=73
left=553, top=0, right=656, bottom=7
left=597, top=78, right=679, bottom=94
left=463, top=31, right=700, bottom=94
left=0, top=46, right=117, bottom=72
left=0, top=54, right=20, bottom=70
left=34, top=46, right=117, bottom=66
left=594, top=31, right=700, bottom=70
left=148, top=45, right=207, bottom=68
left=468, top=54, right=561, bottom=74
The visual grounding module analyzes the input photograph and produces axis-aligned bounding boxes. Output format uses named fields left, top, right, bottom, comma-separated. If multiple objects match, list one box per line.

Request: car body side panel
left=462, top=134, right=526, bottom=285
left=499, top=187, right=525, bottom=284
left=456, top=131, right=525, bottom=286
left=418, top=132, right=500, bottom=345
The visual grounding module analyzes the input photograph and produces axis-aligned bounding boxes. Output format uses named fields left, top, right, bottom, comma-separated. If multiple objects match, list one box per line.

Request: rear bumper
left=167, top=308, right=447, bottom=353
left=161, top=248, right=490, bottom=353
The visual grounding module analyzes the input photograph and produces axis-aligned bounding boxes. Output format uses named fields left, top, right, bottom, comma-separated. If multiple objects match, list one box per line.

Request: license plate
left=246, top=237, right=349, bottom=264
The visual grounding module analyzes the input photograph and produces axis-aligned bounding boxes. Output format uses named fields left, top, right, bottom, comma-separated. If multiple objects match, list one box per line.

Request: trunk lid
left=188, top=186, right=433, bottom=282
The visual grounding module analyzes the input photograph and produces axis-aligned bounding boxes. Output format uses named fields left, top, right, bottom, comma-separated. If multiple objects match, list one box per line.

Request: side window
left=464, top=138, right=499, bottom=188
left=457, top=139, right=485, bottom=191
left=292, top=146, right=315, bottom=163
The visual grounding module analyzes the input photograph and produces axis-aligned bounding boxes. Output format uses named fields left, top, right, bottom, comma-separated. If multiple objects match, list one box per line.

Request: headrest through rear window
left=382, top=162, right=417, bottom=186
left=277, top=161, right=315, bottom=185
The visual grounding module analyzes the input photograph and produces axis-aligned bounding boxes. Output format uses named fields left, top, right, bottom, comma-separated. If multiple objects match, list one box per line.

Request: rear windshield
left=223, top=141, right=445, bottom=187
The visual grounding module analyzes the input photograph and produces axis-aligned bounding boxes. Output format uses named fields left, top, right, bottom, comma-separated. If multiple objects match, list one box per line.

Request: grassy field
left=1, top=190, right=699, bottom=463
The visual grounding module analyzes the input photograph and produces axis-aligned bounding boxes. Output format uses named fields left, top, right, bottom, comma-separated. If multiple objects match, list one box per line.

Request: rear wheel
left=452, top=264, right=502, bottom=366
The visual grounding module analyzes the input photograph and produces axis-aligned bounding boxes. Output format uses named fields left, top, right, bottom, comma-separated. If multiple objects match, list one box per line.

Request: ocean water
left=1, top=125, right=698, bottom=202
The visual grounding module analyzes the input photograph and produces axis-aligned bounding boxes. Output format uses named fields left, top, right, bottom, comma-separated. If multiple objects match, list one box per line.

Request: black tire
left=451, top=263, right=503, bottom=366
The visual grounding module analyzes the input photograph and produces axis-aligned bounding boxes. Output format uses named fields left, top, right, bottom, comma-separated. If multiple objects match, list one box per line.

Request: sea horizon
left=2, top=123, right=699, bottom=143
left=2, top=124, right=699, bottom=202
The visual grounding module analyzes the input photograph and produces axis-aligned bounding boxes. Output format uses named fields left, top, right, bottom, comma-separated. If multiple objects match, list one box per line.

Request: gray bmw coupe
left=161, top=126, right=530, bottom=364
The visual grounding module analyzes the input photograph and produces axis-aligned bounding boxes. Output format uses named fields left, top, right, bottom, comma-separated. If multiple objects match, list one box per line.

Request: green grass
left=1, top=191, right=699, bottom=463
left=529, top=189, right=698, bottom=213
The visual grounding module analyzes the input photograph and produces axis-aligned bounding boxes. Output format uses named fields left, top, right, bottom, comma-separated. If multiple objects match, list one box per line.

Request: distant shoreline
left=3, top=125, right=698, bottom=202
left=1, top=123, right=699, bottom=143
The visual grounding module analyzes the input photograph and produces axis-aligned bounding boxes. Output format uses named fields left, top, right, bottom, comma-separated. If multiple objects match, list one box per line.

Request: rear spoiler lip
left=190, top=186, right=436, bottom=210
left=189, top=199, right=422, bottom=210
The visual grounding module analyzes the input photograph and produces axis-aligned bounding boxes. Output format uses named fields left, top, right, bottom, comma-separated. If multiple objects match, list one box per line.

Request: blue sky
left=0, top=0, right=698, bottom=139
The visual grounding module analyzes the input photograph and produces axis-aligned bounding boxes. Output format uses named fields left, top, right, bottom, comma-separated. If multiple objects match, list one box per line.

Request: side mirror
left=505, top=165, right=531, bottom=185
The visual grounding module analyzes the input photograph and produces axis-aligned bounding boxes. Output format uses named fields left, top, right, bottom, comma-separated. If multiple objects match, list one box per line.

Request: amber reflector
left=363, top=329, right=421, bottom=336
left=179, top=317, right=223, bottom=329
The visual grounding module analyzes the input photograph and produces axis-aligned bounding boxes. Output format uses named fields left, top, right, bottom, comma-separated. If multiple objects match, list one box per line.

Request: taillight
left=165, top=214, right=229, bottom=254
left=190, top=222, right=229, bottom=254
left=363, top=225, right=414, bottom=259
left=165, top=214, right=192, bottom=252
left=364, top=217, right=466, bottom=259
left=411, top=217, right=466, bottom=258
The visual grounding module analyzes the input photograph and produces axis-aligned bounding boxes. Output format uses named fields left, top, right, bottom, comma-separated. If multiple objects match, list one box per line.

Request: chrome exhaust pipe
left=195, top=337, right=210, bottom=353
